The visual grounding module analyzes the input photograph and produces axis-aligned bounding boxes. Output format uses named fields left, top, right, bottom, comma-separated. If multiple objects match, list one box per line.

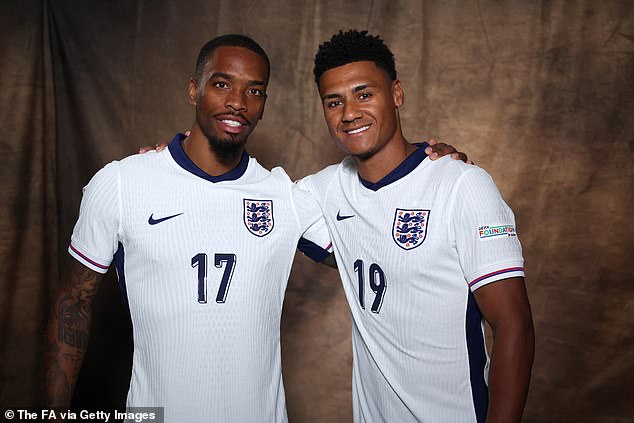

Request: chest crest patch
left=243, top=199, right=274, bottom=237
left=392, top=208, right=430, bottom=250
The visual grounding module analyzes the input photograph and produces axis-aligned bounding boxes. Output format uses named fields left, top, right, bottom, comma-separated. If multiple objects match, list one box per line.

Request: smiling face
left=318, top=60, right=404, bottom=160
left=189, top=45, right=268, bottom=155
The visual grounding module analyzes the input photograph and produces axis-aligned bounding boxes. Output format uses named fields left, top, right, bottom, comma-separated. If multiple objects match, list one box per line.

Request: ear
left=393, top=79, right=404, bottom=108
left=188, top=78, right=198, bottom=105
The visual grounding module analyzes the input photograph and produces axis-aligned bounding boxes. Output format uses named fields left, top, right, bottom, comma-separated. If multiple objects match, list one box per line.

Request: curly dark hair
left=313, top=30, right=397, bottom=84
left=194, top=34, right=270, bottom=83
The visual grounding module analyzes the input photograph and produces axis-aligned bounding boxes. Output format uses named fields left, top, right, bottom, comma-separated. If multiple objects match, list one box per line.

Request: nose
left=225, top=89, right=247, bottom=112
left=342, top=100, right=361, bottom=123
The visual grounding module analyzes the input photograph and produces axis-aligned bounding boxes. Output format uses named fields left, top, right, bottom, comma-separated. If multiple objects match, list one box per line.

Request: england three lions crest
left=243, top=199, right=274, bottom=237
left=392, top=209, right=430, bottom=250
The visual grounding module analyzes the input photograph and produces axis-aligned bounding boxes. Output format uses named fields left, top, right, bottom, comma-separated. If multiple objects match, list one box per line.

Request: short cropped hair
left=313, top=30, right=397, bottom=84
left=194, top=34, right=270, bottom=83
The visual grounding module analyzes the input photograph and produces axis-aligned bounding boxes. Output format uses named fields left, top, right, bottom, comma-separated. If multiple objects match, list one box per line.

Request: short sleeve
left=68, top=162, right=121, bottom=273
left=450, top=167, right=525, bottom=291
left=292, top=177, right=333, bottom=262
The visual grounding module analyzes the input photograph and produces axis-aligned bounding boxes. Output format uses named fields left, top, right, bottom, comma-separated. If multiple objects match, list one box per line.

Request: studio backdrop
left=1, top=1, right=633, bottom=421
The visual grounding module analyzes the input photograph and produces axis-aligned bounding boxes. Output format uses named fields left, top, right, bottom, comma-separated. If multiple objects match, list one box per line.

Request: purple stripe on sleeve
left=469, top=267, right=524, bottom=286
left=69, top=244, right=109, bottom=270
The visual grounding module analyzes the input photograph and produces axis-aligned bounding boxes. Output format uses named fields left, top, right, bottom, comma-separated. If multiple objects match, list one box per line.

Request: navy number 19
left=353, top=259, right=387, bottom=313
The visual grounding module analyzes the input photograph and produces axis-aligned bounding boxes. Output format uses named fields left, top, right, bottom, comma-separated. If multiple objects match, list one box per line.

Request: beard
left=196, top=112, right=248, bottom=163
left=205, top=133, right=246, bottom=162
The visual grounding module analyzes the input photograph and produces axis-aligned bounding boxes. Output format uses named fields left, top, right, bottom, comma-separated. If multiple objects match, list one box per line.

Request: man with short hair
left=297, top=30, right=535, bottom=422
left=44, top=34, right=333, bottom=423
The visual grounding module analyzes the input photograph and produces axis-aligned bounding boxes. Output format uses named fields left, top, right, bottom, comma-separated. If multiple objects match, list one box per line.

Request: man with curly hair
left=297, top=30, right=535, bottom=422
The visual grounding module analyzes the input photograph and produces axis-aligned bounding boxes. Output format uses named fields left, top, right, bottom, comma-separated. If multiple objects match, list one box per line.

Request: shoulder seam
left=114, top=161, right=123, bottom=240
left=445, top=165, right=482, bottom=242
left=321, top=162, right=343, bottom=208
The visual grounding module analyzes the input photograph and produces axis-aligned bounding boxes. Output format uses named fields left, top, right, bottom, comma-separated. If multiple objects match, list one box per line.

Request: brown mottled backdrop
left=1, top=0, right=632, bottom=421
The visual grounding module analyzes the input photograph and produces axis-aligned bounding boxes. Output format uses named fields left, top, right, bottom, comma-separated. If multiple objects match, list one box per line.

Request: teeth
left=347, top=125, right=370, bottom=135
left=221, top=119, right=242, bottom=127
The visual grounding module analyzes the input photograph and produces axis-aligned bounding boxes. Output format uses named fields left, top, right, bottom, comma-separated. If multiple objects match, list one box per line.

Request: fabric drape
left=1, top=1, right=632, bottom=421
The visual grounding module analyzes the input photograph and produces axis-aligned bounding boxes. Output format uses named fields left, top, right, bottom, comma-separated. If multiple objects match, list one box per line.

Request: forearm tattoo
left=44, top=261, right=101, bottom=406
left=55, top=261, right=100, bottom=348
left=43, top=339, right=72, bottom=400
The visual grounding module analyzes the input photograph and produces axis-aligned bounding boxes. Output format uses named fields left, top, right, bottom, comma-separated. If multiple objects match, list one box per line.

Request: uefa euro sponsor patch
left=478, top=224, right=516, bottom=240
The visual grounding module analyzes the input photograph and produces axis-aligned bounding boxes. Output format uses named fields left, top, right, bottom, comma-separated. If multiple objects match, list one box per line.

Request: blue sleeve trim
left=466, top=292, right=489, bottom=422
left=297, top=237, right=331, bottom=262
left=113, top=243, right=129, bottom=306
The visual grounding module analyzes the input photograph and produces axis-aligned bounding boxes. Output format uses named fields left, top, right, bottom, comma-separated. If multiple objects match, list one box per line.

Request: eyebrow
left=322, top=83, right=372, bottom=100
left=322, top=93, right=341, bottom=100
left=209, top=72, right=266, bottom=86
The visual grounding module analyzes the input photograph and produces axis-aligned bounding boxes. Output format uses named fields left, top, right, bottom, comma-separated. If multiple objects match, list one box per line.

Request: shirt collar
left=167, top=133, right=249, bottom=183
left=358, top=142, right=429, bottom=191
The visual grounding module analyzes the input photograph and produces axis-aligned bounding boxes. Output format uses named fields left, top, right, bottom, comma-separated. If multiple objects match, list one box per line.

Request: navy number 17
left=191, top=253, right=237, bottom=303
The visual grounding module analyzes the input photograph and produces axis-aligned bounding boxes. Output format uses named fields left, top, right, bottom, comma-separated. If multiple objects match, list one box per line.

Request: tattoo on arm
left=55, top=261, right=101, bottom=348
left=44, top=259, right=103, bottom=407
left=43, top=339, right=72, bottom=402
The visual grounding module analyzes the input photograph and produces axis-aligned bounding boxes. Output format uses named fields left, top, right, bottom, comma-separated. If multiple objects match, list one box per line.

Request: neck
left=354, top=134, right=417, bottom=183
left=183, top=125, right=245, bottom=176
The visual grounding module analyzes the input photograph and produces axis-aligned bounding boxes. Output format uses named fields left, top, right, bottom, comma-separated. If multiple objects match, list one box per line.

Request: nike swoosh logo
left=336, top=211, right=355, bottom=221
left=148, top=213, right=183, bottom=225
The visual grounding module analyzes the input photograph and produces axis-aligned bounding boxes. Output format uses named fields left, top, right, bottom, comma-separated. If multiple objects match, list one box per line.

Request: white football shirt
left=68, top=134, right=332, bottom=423
left=297, top=144, right=525, bottom=423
